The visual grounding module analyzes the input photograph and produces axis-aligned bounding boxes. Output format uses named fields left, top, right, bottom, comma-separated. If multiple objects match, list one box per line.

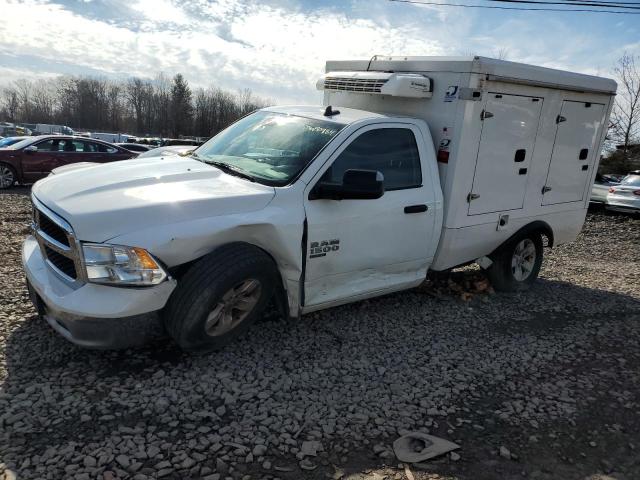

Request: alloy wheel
left=204, top=279, right=262, bottom=337
left=511, top=238, right=536, bottom=281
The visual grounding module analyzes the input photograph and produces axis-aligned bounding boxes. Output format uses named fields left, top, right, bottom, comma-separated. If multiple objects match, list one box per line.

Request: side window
left=322, top=128, right=422, bottom=190
left=81, top=141, right=99, bottom=153
left=72, top=140, right=86, bottom=152
left=34, top=139, right=57, bottom=151
left=60, top=140, right=76, bottom=152
left=97, top=143, right=118, bottom=153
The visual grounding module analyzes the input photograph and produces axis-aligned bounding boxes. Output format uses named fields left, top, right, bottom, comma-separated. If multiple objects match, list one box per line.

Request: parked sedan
left=0, top=136, right=137, bottom=189
left=591, top=173, right=619, bottom=203
left=606, top=173, right=640, bottom=213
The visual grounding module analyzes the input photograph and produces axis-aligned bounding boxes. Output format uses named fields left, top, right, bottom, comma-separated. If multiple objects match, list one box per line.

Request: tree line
left=0, top=73, right=270, bottom=138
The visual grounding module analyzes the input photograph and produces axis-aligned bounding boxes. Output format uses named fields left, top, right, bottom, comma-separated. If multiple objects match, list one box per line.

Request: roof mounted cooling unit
left=317, top=71, right=433, bottom=99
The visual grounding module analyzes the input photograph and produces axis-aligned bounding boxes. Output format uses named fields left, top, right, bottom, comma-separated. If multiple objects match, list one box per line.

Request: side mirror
left=310, top=169, right=385, bottom=200
left=23, top=145, right=37, bottom=154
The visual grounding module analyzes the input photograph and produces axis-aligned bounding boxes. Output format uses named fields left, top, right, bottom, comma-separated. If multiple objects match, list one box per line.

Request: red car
left=0, top=136, right=137, bottom=189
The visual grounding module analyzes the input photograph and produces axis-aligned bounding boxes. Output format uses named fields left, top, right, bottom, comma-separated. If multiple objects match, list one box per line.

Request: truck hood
left=32, top=156, right=276, bottom=242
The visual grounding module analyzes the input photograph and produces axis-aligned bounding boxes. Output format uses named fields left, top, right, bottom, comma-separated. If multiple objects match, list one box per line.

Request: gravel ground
left=1, top=190, right=639, bottom=480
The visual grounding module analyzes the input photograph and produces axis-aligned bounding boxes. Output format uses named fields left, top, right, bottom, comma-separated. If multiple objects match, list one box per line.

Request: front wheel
left=163, top=243, right=277, bottom=353
left=486, top=233, right=543, bottom=292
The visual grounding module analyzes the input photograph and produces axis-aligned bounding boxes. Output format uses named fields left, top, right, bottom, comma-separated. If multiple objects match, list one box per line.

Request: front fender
left=107, top=202, right=306, bottom=318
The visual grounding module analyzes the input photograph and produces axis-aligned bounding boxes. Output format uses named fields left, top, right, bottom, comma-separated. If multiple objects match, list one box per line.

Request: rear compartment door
left=468, top=93, right=543, bottom=215
left=542, top=101, right=606, bottom=205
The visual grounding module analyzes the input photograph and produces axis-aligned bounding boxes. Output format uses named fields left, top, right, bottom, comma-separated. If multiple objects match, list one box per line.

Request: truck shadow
left=1, top=276, right=639, bottom=480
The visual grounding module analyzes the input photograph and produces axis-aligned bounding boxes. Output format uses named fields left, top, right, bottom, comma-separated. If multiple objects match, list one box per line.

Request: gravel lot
left=1, top=190, right=639, bottom=480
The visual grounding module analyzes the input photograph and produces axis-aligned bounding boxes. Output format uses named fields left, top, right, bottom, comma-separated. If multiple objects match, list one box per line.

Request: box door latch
left=480, top=110, right=494, bottom=121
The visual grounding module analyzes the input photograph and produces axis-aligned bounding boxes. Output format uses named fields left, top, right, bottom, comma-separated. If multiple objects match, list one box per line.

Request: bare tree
left=493, top=48, right=509, bottom=60
left=127, top=78, right=152, bottom=134
left=609, top=53, right=640, bottom=153
left=1, top=87, right=19, bottom=122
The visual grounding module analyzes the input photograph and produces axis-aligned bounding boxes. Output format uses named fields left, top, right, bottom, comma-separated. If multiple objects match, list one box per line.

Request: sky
left=0, top=0, right=638, bottom=104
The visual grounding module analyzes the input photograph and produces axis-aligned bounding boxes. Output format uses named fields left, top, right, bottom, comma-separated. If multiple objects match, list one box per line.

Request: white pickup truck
left=23, top=57, right=616, bottom=351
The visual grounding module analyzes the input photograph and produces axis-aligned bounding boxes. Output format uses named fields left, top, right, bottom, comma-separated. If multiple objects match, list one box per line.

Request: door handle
left=404, top=204, right=428, bottom=214
left=518, top=168, right=527, bottom=175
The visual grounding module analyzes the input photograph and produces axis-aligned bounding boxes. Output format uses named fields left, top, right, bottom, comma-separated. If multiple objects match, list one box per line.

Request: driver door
left=303, top=123, right=438, bottom=309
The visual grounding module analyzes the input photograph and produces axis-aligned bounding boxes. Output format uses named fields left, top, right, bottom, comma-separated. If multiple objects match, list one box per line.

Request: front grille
left=38, top=211, right=70, bottom=247
left=44, top=245, right=77, bottom=279
left=323, top=77, right=388, bottom=93
left=33, top=199, right=81, bottom=283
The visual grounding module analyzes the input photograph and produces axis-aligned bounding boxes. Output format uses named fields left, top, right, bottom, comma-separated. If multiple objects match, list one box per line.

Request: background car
left=115, top=142, right=152, bottom=152
left=0, top=136, right=30, bottom=148
left=0, top=135, right=137, bottom=189
left=606, top=173, right=640, bottom=213
left=135, top=145, right=195, bottom=158
left=591, top=173, right=619, bottom=203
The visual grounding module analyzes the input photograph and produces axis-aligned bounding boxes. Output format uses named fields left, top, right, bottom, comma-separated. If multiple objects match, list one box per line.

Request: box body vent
left=317, top=71, right=432, bottom=98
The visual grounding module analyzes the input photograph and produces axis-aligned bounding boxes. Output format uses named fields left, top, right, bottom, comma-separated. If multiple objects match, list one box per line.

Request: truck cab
left=22, top=56, right=616, bottom=352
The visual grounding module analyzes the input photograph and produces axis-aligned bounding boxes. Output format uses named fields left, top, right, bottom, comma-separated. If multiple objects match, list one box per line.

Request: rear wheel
left=164, top=243, right=277, bottom=353
left=486, top=232, right=543, bottom=292
left=0, top=163, right=16, bottom=189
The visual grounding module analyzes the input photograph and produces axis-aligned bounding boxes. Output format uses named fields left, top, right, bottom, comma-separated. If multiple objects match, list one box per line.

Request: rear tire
left=0, top=163, right=17, bottom=189
left=164, top=243, right=278, bottom=353
left=486, top=232, right=543, bottom=292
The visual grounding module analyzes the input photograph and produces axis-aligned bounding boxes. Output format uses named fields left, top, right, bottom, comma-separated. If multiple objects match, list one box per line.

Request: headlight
left=82, top=243, right=167, bottom=286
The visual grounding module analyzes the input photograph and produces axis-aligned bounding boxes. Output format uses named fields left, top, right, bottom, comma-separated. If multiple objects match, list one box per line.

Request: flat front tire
left=486, top=232, right=543, bottom=292
left=164, top=243, right=277, bottom=353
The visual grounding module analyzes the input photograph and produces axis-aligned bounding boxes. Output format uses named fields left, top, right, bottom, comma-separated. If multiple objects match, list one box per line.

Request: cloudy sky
left=0, top=0, right=638, bottom=103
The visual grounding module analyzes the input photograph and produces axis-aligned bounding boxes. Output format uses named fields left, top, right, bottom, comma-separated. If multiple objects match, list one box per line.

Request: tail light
left=609, top=187, right=616, bottom=193
left=437, top=149, right=449, bottom=163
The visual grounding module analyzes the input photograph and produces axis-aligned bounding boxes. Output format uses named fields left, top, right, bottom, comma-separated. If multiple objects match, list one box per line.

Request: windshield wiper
left=205, top=160, right=256, bottom=182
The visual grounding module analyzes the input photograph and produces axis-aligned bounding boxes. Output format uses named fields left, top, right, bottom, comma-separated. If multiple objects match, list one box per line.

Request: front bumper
left=22, top=235, right=177, bottom=349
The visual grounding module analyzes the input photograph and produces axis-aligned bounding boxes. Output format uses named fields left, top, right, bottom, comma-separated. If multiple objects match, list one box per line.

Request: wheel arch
left=168, top=240, right=291, bottom=319
left=490, top=220, right=554, bottom=258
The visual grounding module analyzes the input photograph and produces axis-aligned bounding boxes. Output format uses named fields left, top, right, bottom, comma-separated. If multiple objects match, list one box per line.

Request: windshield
left=620, top=174, right=640, bottom=187
left=193, top=111, right=344, bottom=186
left=0, top=137, right=29, bottom=148
left=6, top=137, right=36, bottom=150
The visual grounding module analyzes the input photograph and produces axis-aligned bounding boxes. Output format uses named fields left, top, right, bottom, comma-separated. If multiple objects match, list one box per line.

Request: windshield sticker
left=304, top=125, right=340, bottom=136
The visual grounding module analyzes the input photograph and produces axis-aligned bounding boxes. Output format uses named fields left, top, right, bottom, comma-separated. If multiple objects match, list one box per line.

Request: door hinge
left=542, top=186, right=552, bottom=194
left=467, top=193, right=480, bottom=202
left=481, top=110, right=494, bottom=121
left=556, top=115, right=566, bottom=124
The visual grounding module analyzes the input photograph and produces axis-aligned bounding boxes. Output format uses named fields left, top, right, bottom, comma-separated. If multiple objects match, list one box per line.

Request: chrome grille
left=43, top=245, right=77, bottom=279
left=323, top=77, right=388, bottom=93
left=38, top=212, right=70, bottom=247
left=32, top=198, right=83, bottom=283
